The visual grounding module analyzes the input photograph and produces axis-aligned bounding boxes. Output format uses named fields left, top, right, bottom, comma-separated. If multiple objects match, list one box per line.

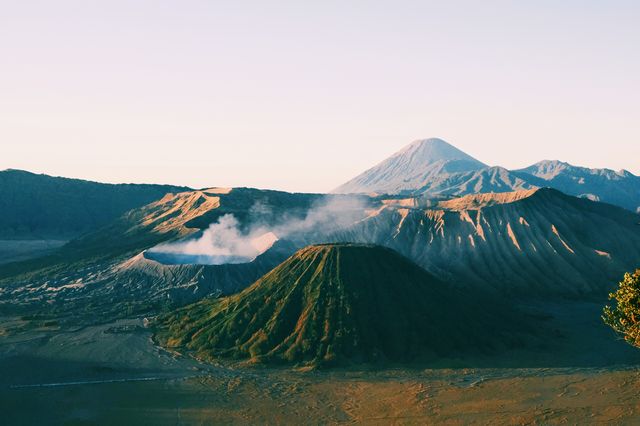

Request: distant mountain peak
left=336, top=138, right=639, bottom=211
left=398, top=137, right=449, bottom=152
left=518, top=159, right=637, bottom=180
left=394, top=138, right=485, bottom=165
left=333, top=138, right=487, bottom=195
left=514, top=160, right=640, bottom=211
left=533, top=159, right=570, bottom=167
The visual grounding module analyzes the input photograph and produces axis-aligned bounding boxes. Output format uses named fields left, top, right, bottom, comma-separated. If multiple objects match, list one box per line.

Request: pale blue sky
left=1, top=1, right=639, bottom=192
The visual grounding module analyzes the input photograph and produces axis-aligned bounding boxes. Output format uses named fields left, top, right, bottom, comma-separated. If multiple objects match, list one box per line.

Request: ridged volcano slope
left=155, top=244, right=525, bottom=367
left=331, top=188, right=640, bottom=297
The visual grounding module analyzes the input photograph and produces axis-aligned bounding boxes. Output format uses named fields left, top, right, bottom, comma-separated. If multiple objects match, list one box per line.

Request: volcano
left=333, top=138, right=487, bottom=195
left=155, top=244, right=526, bottom=367
left=333, top=138, right=640, bottom=212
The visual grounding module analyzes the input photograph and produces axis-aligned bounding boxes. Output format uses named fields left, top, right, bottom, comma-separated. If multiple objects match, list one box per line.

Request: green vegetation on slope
left=603, top=269, right=640, bottom=348
left=156, top=244, right=527, bottom=367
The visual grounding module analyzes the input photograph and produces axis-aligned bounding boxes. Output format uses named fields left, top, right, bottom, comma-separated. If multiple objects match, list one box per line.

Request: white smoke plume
left=150, top=214, right=274, bottom=261
left=148, top=195, right=370, bottom=264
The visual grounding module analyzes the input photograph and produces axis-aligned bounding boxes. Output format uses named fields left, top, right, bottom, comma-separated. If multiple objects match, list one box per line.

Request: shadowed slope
left=0, top=169, right=189, bottom=239
left=156, top=244, right=526, bottom=367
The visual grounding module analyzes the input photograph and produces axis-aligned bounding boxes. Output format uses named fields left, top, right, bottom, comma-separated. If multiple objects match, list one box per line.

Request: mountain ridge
left=0, top=169, right=191, bottom=239
left=334, top=138, right=640, bottom=212
left=330, top=187, right=640, bottom=297
left=513, top=160, right=640, bottom=212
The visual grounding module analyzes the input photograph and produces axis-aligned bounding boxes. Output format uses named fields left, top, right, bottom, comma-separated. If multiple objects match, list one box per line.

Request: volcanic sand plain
left=2, top=298, right=640, bottom=425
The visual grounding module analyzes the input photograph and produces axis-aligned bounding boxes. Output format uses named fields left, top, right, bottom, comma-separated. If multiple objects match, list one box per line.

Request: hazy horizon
left=2, top=1, right=639, bottom=192
left=3, top=135, right=639, bottom=193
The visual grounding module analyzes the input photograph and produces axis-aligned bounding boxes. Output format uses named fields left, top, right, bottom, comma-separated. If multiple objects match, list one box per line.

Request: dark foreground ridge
left=155, top=244, right=528, bottom=367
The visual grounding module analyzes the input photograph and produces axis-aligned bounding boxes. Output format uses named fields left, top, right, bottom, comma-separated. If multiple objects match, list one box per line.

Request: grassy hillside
left=156, top=244, right=527, bottom=367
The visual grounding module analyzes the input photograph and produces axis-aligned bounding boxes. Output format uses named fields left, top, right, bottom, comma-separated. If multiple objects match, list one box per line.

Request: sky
left=1, top=1, right=639, bottom=192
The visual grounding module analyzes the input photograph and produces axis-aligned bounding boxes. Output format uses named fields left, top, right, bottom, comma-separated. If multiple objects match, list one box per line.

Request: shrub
left=603, top=269, right=640, bottom=348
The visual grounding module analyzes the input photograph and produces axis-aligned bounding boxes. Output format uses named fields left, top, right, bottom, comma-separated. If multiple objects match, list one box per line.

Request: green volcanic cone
left=155, top=244, right=524, bottom=367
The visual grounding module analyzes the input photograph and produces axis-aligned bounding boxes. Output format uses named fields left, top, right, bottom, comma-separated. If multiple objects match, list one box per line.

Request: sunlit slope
left=156, top=244, right=526, bottom=367
left=0, top=187, right=324, bottom=279
left=0, top=188, right=332, bottom=318
left=334, top=188, right=640, bottom=296
left=0, top=189, right=222, bottom=279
